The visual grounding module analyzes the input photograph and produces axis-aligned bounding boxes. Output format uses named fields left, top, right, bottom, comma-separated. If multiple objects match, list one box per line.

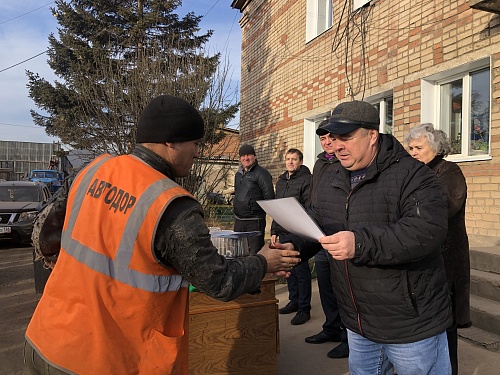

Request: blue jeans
left=347, top=329, right=451, bottom=375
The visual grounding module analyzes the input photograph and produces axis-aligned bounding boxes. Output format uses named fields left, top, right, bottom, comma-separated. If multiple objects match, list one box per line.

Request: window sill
left=446, top=154, right=492, bottom=163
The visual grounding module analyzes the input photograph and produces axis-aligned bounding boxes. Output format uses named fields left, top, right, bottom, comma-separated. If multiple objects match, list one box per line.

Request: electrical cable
left=0, top=122, right=40, bottom=129
left=0, top=1, right=231, bottom=74
left=223, top=11, right=238, bottom=53
left=344, top=0, right=353, bottom=100
left=201, top=0, right=221, bottom=19
left=0, top=1, right=54, bottom=25
left=0, top=51, right=48, bottom=73
left=0, top=2, right=55, bottom=73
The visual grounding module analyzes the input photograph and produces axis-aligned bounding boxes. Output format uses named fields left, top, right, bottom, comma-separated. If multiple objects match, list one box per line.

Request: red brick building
left=230, top=0, right=500, bottom=246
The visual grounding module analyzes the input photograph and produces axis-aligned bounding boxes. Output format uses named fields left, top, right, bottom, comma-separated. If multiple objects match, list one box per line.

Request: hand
left=270, top=235, right=277, bottom=246
left=273, top=271, right=292, bottom=278
left=258, top=241, right=300, bottom=273
left=319, top=231, right=355, bottom=260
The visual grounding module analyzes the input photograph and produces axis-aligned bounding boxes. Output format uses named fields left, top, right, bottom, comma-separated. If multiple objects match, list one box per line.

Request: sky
left=0, top=1, right=242, bottom=145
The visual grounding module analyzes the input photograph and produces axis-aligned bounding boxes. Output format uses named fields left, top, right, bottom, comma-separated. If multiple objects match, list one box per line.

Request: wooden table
left=188, top=277, right=279, bottom=375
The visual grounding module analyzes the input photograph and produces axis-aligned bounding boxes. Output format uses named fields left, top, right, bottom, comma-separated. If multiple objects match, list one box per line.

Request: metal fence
left=0, top=141, right=61, bottom=180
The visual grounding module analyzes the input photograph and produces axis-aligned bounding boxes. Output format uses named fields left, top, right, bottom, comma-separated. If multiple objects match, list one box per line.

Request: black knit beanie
left=239, top=144, right=256, bottom=156
left=136, top=95, right=205, bottom=143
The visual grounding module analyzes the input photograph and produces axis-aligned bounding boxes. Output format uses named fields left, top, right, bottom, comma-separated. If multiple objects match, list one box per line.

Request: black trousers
left=286, top=259, right=312, bottom=312
left=447, top=324, right=458, bottom=375
left=315, top=251, right=348, bottom=343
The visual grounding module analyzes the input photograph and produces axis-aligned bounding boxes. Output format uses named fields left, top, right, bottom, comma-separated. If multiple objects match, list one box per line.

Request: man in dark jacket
left=233, top=144, right=275, bottom=254
left=275, top=101, right=453, bottom=374
left=270, top=148, right=312, bottom=325
left=304, top=124, right=349, bottom=359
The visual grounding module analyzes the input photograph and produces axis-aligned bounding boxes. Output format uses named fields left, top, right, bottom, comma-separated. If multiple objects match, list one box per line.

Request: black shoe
left=279, top=302, right=298, bottom=314
left=291, top=311, right=311, bottom=325
left=327, top=342, right=349, bottom=359
left=305, top=330, right=341, bottom=344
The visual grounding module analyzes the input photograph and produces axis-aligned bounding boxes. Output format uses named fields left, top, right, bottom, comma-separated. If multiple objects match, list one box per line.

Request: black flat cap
left=316, top=101, right=380, bottom=136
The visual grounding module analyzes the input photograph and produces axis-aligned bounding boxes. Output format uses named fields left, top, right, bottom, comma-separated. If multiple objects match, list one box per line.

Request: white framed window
left=306, top=0, right=333, bottom=43
left=422, top=58, right=491, bottom=160
left=368, top=93, right=393, bottom=134
left=303, top=115, right=330, bottom=169
left=353, top=0, right=371, bottom=11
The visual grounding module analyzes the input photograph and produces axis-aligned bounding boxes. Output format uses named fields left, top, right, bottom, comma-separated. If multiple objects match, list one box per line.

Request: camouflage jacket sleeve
left=154, top=196, right=267, bottom=302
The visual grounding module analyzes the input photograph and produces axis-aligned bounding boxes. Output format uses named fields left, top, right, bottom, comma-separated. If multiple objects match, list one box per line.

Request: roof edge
left=231, top=0, right=252, bottom=12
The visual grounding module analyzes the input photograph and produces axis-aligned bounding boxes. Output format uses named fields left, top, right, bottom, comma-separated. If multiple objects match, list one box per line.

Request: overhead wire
left=0, top=2, right=55, bottom=74
left=344, top=0, right=353, bottom=99
left=348, top=2, right=374, bottom=100
left=0, top=122, right=40, bottom=129
left=201, top=0, right=221, bottom=19
left=0, top=1, right=54, bottom=25
left=223, top=11, right=238, bottom=53
left=0, top=0, right=238, bottom=134
left=0, top=51, right=47, bottom=73
left=0, top=0, right=230, bottom=74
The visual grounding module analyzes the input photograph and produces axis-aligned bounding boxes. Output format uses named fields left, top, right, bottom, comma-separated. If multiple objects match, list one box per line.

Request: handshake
left=258, top=241, right=301, bottom=277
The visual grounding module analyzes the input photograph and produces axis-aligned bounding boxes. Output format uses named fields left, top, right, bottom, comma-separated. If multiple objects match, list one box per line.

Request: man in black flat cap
left=274, top=100, right=453, bottom=374
left=233, top=144, right=275, bottom=254
left=24, top=95, right=299, bottom=375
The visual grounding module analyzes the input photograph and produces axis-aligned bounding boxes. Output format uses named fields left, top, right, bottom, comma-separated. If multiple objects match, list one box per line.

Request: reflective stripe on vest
left=61, top=155, right=187, bottom=293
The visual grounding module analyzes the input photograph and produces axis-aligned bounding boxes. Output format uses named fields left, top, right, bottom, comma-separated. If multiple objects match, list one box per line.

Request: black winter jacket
left=270, top=165, right=311, bottom=236
left=310, top=152, right=337, bottom=214
left=309, top=152, right=337, bottom=262
left=233, top=161, right=275, bottom=219
left=291, top=134, right=453, bottom=344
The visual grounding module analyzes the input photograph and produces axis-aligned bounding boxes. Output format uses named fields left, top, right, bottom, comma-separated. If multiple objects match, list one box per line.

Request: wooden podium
left=188, top=277, right=279, bottom=375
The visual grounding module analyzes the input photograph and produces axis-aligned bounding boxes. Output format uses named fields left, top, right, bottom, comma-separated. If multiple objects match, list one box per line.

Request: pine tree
left=27, top=0, right=238, bottom=161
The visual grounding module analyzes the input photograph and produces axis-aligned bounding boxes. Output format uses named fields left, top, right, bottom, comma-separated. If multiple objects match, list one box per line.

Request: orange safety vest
left=26, top=154, right=194, bottom=374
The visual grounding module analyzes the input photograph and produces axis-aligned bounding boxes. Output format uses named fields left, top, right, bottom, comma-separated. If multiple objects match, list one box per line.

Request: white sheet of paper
left=257, top=197, right=324, bottom=242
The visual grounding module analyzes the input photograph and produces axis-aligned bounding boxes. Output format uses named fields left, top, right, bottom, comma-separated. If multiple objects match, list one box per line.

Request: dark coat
left=233, top=161, right=275, bottom=219
left=310, top=152, right=338, bottom=213
left=290, top=134, right=453, bottom=344
left=270, top=165, right=311, bottom=236
left=428, top=156, right=471, bottom=326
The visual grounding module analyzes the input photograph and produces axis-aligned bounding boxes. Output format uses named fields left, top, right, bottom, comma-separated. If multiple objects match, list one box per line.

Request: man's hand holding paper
left=319, top=231, right=356, bottom=260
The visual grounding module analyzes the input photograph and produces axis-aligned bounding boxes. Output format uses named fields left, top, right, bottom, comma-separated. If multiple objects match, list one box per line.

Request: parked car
left=29, top=169, right=64, bottom=193
left=0, top=181, right=52, bottom=243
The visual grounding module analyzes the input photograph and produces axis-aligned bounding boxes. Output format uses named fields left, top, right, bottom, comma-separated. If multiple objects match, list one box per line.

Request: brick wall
left=236, top=0, right=500, bottom=245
